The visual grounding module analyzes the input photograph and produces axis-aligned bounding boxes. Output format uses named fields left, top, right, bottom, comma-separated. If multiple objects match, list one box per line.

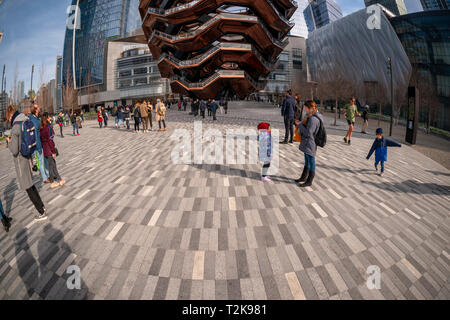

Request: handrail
left=171, top=70, right=266, bottom=89
left=158, top=42, right=276, bottom=70
left=149, top=13, right=287, bottom=49
left=145, top=0, right=294, bottom=29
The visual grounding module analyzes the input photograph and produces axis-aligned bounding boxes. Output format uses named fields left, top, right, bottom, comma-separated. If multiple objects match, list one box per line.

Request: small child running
left=366, top=128, right=401, bottom=176
left=258, top=122, right=273, bottom=182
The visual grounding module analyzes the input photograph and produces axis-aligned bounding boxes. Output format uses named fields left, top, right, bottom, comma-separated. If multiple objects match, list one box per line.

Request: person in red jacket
left=97, top=108, right=103, bottom=128
left=40, top=112, right=66, bottom=189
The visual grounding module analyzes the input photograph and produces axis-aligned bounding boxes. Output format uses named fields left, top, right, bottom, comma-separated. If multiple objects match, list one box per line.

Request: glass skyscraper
left=420, top=0, right=449, bottom=10
left=290, top=0, right=309, bottom=38
left=63, top=0, right=141, bottom=88
left=364, top=0, right=408, bottom=15
left=303, top=0, right=343, bottom=33
left=390, top=10, right=450, bottom=130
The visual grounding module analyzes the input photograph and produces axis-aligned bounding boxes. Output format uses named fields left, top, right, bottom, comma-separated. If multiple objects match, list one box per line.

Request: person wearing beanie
left=366, top=128, right=402, bottom=176
left=258, top=122, right=273, bottom=182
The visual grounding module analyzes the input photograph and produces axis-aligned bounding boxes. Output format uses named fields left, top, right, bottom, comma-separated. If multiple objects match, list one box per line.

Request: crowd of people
left=0, top=91, right=402, bottom=233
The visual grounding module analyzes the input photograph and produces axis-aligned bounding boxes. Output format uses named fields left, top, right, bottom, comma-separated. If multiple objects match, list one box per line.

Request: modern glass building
left=364, top=0, right=408, bottom=15
left=62, top=0, right=141, bottom=88
left=390, top=10, right=450, bottom=130
left=303, top=0, right=343, bottom=33
left=420, top=0, right=449, bottom=10
left=56, top=56, right=63, bottom=112
left=291, top=0, right=310, bottom=38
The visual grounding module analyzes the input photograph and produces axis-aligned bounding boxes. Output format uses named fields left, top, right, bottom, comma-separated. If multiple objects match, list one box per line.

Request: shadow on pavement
left=426, top=170, right=450, bottom=177
left=15, top=224, right=90, bottom=300
left=361, top=180, right=450, bottom=196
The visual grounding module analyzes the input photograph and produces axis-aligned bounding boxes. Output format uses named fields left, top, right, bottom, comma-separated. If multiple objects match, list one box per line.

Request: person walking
left=116, top=106, right=124, bottom=128
left=97, top=108, right=104, bottom=128
left=207, top=99, right=212, bottom=117
left=29, top=104, right=50, bottom=184
left=294, top=101, right=324, bottom=187
left=147, top=101, right=153, bottom=131
left=124, top=106, right=131, bottom=130
left=80, top=110, right=84, bottom=122
left=70, top=111, right=80, bottom=136
left=361, top=105, right=370, bottom=134
left=5, top=106, right=47, bottom=221
left=224, top=99, right=228, bottom=114
left=139, top=101, right=149, bottom=132
left=366, top=128, right=401, bottom=176
left=102, top=106, right=108, bottom=127
left=133, top=103, right=142, bottom=133
left=210, top=99, right=218, bottom=121
left=56, top=112, right=64, bottom=137
left=0, top=197, right=12, bottom=232
left=178, top=100, right=182, bottom=111
left=343, top=97, right=360, bottom=145
left=281, top=90, right=296, bottom=144
left=41, top=112, right=66, bottom=189
left=155, top=99, right=167, bottom=131
left=193, top=99, right=199, bottom=117
left=200, top=99, right=206, bottom=118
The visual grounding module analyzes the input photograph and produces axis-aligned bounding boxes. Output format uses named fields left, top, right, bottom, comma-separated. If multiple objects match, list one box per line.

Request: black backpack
left=313, top=114, right=327, bottom=148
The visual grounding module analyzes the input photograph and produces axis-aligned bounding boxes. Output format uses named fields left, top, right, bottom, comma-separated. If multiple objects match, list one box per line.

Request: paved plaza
left=0, top=103, right=449, bottom=300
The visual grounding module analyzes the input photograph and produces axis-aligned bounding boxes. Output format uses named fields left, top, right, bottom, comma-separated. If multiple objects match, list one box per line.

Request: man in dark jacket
left=281, top=90, right=296, bottom=144
left=210, top=99, right=218, bottom=121
left=200, top=100, right=206, bottom=118
left=30, top=105, right=50, bottom=183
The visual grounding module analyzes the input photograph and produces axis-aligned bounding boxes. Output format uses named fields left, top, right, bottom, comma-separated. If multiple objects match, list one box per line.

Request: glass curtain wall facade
left=291, top=0, right=310, bottom=38
left=303, top=0, right=343, bottom=33
left=364, top=0, right=408, bottom=15
left=390, top=10, right=450, bottom=130
left=63, top=0, right=141, bottom=88
left=56, top=56, right=63, bottom=112
left=420, top=0, right=449, bottom=10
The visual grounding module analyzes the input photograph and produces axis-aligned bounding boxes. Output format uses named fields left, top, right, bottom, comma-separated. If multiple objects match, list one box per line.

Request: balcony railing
left=145, top=0, right=294, bottom=30
left=149, top=13, right=287, bottom=49
left=171, top=69, right=266, bottom=90
left=158, top=42, right=276, bottom=70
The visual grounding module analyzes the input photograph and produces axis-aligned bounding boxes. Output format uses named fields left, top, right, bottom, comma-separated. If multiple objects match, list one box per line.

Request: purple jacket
left=40, top=124, right=57, bottom=157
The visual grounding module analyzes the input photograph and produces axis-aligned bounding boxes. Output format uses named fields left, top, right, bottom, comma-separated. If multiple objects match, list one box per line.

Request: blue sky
left=0, top=0, right=423, bottom=94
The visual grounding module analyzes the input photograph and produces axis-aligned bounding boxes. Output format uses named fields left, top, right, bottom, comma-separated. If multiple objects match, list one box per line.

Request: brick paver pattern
left=0, top=103, right=449, bottom=300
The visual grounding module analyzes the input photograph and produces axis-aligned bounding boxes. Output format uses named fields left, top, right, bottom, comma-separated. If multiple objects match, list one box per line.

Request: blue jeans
left=304, top=154, right=316, bottom=172
left=0, top=199, right=5, bottom=220
left=73, top=123, right=79, bottom=135
left=36, top=150, right=49, bottom=181
left=375, top=161, right=385, bottom=173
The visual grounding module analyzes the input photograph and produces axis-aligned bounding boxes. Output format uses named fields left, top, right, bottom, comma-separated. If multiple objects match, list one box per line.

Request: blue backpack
left=16, top=120, right=37, bottom=158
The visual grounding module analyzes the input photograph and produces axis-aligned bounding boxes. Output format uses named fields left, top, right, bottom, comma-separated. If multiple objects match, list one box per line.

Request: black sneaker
left=348, top=140, right=351, bottom=145
left=1, top=218, right=11, bottom=232
left=343, top=137, right=347, bottom=143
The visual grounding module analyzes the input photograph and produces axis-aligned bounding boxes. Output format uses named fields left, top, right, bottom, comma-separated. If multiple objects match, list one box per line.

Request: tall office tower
left=139, top=0, right=297, bottom=99
left=17, top=80, right=24, bottom=101
left=364, top=0, right=408, bottom=15
left=291, top=0, right=310, bottom=38
left=420, top=0, right=449, bottom=10
left=56, top=56, right=63, bottom=112
left=303, top=0, right=343, bottom=33
left=62, top=0, right=141, bottom=88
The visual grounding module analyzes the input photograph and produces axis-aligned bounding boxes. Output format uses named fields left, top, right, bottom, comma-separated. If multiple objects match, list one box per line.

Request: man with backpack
left=70, top=111, right=80, bottom=136
left=294, top=100, right=326, bottom=187
left=5, top=105, right=47, bottom=221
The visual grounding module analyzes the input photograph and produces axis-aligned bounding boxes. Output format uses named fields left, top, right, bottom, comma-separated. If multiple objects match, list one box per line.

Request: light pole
left=387, top=57, right=394, bottom=136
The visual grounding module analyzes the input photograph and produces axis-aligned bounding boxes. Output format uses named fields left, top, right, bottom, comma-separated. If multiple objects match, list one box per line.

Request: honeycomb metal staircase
left=139, top=0, right=297, bottom=99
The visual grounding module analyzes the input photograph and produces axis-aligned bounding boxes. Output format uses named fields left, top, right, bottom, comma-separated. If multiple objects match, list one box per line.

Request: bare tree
left=324, top=76, right=353, bottom=126
left=63, top=67, right=78, bottom=112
